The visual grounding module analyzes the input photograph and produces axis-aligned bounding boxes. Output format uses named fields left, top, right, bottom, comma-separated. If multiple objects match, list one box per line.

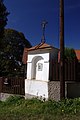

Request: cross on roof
left=41, top=20, right=48, bottom=43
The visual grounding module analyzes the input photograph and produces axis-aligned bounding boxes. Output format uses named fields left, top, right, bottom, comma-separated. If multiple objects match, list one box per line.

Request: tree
left=0, top=0, right=9, bottom=34
left=64, top=48, right=76, bottom=60
left=0, top=29, right=32, bottom=77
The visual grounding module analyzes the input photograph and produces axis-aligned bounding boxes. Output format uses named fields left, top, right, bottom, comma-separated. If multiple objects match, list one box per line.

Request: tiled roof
left=22, top=43, right=54, bottom=64
left=75, top=50, right=80, bottom=61
left=27, top=42, right=53, bottom=51
left=58, top=49, right=80, bottom=62
left=22, top=42, right=80, bottom=64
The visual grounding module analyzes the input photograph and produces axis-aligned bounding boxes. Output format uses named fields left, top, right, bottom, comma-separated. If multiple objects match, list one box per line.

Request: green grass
left=0, top=96, right=80, bottom=120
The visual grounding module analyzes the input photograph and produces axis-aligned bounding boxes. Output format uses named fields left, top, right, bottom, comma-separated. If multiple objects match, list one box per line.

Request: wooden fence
left=50, top=59, right=78, bottom=81
left=0, top=77, right=25, bottom=95
left=0, top=59, right=79, bottom=95
left=77, top=62, right=80, bottom=81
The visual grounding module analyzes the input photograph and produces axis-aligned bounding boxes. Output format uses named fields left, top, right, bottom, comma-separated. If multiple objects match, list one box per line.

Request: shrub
left=64, top=48, right=76, bottom=60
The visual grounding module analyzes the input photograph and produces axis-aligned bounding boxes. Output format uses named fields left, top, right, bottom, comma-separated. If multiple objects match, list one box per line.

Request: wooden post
left=60, top=0, right=65, bottom=99
left=0, top=77, right=3, bottom=92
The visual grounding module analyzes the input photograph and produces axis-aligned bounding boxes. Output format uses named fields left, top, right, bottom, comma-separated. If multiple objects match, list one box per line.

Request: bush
left=64, top=48, right=76, bottom=60
left=5, top=95, right=24, bottom=105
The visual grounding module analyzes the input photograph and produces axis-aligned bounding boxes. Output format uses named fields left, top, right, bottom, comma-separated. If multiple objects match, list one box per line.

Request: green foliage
left=64, top=48, right=76, bottom=60
left=0, top=96, right=80, bottom=119
left=5, top=95, right=24, bottom=105
left=0, top=0, right=9, bottom=34
left=0, top=29, right=31, bottom=77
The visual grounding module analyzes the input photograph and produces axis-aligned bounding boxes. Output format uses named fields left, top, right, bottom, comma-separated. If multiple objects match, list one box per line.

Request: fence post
left=0, top=77, right=3, bottom=92
left=73, top=60, right=76, bottom=80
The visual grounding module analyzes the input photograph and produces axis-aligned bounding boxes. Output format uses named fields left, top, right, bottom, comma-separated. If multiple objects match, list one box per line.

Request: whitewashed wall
left=27, top=52, right=49, bottom=81
left=25, top=48, right=58, bottom=100
left=25, top=79, right=48, bottom=99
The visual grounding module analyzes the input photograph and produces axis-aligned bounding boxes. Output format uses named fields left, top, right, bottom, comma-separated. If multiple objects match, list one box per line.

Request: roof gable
left=22, top=42, right=58, bottom=64
left=27, top=43, right=53, bottom=51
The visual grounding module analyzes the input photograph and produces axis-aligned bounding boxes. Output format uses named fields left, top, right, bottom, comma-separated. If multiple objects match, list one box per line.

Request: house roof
left=75, top=50, right=80, bottom=61
left=58, top=49, right=80, bottom=62
left=22, top=42, right=80, bottom=64
left=27, top=42, right=53, bottom=51
left=22, top=42, right=56, bottom=64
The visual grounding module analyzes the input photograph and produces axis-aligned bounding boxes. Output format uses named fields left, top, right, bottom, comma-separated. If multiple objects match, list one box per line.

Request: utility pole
left=60, top=0, right=65, bottom=99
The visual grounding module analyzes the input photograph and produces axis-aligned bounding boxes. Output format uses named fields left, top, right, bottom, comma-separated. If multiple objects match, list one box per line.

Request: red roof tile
left=22, top=43, right=54, bottom=64
left=58, top=50, right=80, bottom=62
left=75, top=50, right=80, bottom=61
left=27, top=42, right=53, bottom=51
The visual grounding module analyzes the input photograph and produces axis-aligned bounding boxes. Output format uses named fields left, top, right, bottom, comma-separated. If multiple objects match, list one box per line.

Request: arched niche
left=31, top=56, right=44, bottom=80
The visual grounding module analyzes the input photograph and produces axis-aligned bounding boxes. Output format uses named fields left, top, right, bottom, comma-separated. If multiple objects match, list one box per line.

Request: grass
left=0, top=96, right=80, bottom=120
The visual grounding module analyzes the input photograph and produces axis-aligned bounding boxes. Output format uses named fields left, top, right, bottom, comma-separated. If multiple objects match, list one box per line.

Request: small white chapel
left=23, top=42, right=60, bottom=101
left=22, top=20, right=62, bottom=101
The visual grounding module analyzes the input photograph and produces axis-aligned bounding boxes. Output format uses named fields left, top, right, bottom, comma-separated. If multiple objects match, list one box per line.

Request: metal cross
left=41, top=20, right=48, bottom=43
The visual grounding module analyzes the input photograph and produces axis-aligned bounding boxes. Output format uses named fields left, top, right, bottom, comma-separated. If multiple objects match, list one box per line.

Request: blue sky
left=4, top=0, right=80, bottom=49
